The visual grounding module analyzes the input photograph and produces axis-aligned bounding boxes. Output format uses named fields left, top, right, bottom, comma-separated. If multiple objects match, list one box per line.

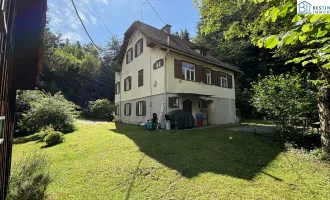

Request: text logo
left=297, top=1, right=313, bottom=14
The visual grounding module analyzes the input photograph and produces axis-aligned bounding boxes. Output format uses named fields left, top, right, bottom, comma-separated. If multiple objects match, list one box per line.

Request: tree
left=251, top=71, right=317, bottom=127
left=173, top=28, right=190, bottom=41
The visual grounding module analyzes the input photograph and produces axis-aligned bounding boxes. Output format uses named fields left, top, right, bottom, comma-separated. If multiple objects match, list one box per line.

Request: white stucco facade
left=115, top=28, right=239, bottom=125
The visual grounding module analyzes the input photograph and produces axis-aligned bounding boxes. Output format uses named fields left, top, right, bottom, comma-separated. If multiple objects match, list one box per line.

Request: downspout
left=164, top=35, right=170, bottom=116
left=119, top=72, right=122, bottom=121
left=149, top=57, right=152, bottom=119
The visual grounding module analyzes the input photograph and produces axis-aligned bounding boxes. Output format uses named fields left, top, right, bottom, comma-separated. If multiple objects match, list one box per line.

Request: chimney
left=161, top=24, right=171, bottom=34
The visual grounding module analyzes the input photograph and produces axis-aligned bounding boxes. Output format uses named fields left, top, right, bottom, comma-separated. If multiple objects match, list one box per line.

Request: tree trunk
left=318, top=87, right=330, bottom=153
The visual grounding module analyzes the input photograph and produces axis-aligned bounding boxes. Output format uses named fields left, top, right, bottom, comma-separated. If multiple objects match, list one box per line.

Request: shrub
left=251, top=71, right=318, bottom=131
left=19, top=92, right=79, bottom=134
left=15, top=90, right=47, bottom=137
left=84, top=99, right=114, bottom=120
left=45, top=131, right=64, bottom=147
left=8, top=153, right=51, bottom=200
left=310, top=148, right=330, bottom=161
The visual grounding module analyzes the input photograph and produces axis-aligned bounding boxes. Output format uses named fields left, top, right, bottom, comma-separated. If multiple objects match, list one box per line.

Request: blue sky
left=48, top=0, right=200, bottom=45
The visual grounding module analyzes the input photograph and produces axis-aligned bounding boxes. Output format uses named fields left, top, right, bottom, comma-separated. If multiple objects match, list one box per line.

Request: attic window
left=194, top=49, right=207, bottom=56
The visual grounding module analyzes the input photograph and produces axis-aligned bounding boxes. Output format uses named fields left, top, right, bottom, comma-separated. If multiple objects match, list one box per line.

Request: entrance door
left=183, top=99, right=192, bottom=113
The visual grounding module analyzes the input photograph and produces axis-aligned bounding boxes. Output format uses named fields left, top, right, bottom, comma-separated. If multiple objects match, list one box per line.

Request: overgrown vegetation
left=18, top=91, right=79, bottom=134
left=8, top=153, right=51, bottom=200
left=83, top=99, right=114, bottom=120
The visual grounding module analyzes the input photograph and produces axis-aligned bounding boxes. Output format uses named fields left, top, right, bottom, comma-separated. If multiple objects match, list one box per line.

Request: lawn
left=12, top=121, right=330, bottom=199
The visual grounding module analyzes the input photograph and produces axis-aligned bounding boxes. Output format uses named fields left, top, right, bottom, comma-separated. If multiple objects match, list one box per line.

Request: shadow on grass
left=110, top=123, right=284, bottom=180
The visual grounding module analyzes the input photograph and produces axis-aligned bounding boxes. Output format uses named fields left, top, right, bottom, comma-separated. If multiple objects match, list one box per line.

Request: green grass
left=12, top=122, right=330, bottom=199
left=241, top=119, right=275, bottom=126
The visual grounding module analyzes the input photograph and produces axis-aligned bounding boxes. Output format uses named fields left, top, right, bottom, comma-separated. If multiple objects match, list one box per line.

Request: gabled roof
left=116, top=21, right=240, bottom=73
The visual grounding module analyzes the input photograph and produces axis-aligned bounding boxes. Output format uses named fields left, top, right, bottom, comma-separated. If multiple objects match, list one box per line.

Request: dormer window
left=192, top=47, right=208, bottom=56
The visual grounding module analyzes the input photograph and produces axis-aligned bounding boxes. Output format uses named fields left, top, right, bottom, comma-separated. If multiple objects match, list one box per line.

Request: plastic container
left=166, top=121, right=171, bottom=130
left=196, top=118, right=203, bottom=127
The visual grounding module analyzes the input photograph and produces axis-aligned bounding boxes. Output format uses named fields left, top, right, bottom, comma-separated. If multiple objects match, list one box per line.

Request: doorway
left=183, top=99, right=192, bottom=113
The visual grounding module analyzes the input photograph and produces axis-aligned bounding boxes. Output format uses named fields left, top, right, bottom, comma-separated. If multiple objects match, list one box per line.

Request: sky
left=48, top=0, right=200, bottom=45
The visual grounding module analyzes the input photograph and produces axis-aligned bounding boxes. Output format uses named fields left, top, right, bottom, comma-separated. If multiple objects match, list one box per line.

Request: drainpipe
left=149, top=57, right=152, bottom=119
left=164, top=35, right=170, bottom=116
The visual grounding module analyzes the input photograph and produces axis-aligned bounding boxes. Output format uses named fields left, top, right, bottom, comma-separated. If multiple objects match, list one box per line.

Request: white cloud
left=62, top=32, right=83, bottom=42
left=102, top=0, right=109, bottom=5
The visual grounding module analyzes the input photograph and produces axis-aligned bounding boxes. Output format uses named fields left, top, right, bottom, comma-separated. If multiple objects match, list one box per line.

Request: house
left=0, top=0, right=47, bottom=199
left=297, top=1, right=312, bottom=14
left=115, top=21, right=240, bottom=126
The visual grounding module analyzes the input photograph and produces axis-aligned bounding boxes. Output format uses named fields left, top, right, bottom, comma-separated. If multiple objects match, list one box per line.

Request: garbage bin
left=165, top=114, right=171, bottom=130
left=196, top=114, right=203, bottom=127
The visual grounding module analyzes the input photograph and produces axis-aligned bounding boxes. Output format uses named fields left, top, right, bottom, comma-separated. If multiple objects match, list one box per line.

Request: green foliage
left=8, top=153, right=51, bottom=200
left=45, top=131, right=65, bottom=147
left=311, top=148, right=330, bottom=161
left=251, top=71, right=317, bottom=126
left=19, top=92, right=79, bottom=133
left=84, top=99, right=114, bottom=120
left=42, top=29, right=121, bottom=107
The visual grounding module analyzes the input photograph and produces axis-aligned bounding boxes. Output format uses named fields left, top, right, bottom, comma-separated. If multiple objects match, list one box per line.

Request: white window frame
left=220, top=72, right=228, bottom=87
left=124, top=104, right=130, bottom=116
left=115, top=82, right=120, bottom=94
left=136, top=39, right=142, bottom=56
left=182, top=62, right=195, bottom=81
left=156, top=60, right=162, bottom=68
left=125, top=77, right=131, bottom=91
left=127, top=48, right=133, bottom=63
left=0, top=116, right=4, bottom=144
left=173, top=97, right=179, bottom=108
left=137, top=102, right=143, bottom=116
left=206, top=68, right=211, bottom=85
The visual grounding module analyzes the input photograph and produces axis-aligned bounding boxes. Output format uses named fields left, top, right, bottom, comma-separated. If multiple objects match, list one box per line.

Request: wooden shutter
left=153, top=63, right=157, bottom=69
left=124, top=78, right=127, bottom=91
left=142, top=101, right=146, bottom=116
left=135, top=43, right=137, bottom=57
left=160, top=59, right=164, bottom=67
left=174, top=59, right=182, bottom=79
left=227, top=74, right=233, bottom=88
left=214, top=71, right=220, bottom=86
left=195, top=65, right=203, bottom=82
left=126, top=52, right=128, bottom=64
left=131, top=49, right=133, bottom=61
left=129, top=76, right=132, bottom=90
left=140, top=38, right=143, bottom=54
left=211, top=70, right=216, bottom=85
left=136, top=102, right=139, bottom=115
left=129, top=103, right=131, bottom=115
left=138, top=70, right=143, bottom=87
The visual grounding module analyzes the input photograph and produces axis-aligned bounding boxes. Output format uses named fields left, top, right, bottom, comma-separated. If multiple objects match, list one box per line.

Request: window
left=115, top=105, right=120, bottom=115
left=153, top=59, right=164, bottom=69
left=135, top=38, right=143, bottom=57
left=169, top=97, right=179, bottom=108
left=124, top=77, right=131, bottom=91
left=115, top=82, right=120, bottom=94
left=220, top=72, right=228, bottom=87
left=126, top=48, right=133, bottom=63
left=138, top=69, right=143, bottom=87
left=205, top=68, right=211, bottom=85
left=124, top=103, right=131, bottom=116
left=136, top=101, right=146, bottom=116
left=0, top=116, right=4, bottom=144
left=182, top=62, right=195, bottom=81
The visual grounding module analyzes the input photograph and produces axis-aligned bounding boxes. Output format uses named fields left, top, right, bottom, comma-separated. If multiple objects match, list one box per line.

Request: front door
left=183, top=99, right=192, bottom=113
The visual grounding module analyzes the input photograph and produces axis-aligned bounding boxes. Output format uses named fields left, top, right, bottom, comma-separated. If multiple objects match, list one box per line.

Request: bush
left=84, top=99, right=114, bottom=120
left=8, top=153, right=51, bottom=200
left=45, top=131, right=64, bottom=147
left=15, top=90, right=48, bottom=137
left=19, top=92, right=79, bottom=134
left=310, top=148, right=330, bottom=161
